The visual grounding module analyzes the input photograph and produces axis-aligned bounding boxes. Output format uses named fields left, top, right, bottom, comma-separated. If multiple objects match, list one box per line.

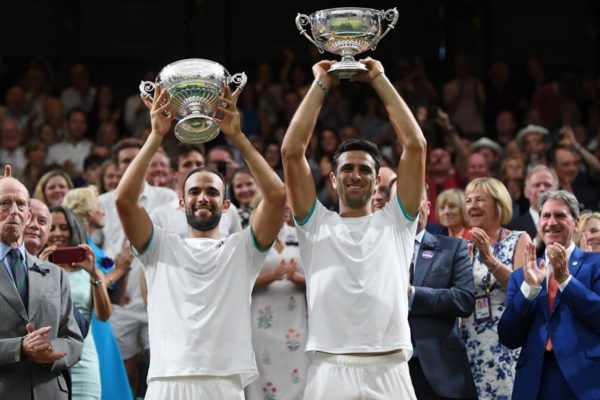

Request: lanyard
left=479, top=228, right=504, bottom=293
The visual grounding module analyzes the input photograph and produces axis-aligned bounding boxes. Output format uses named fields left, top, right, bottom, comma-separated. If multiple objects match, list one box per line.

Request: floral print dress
left=245, top=224, right=309, bottom=400
left=461, top=230, right=523, bottom=400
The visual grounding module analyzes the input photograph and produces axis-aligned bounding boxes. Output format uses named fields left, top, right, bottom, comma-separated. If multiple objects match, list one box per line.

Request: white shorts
left=303, top=352, right=416, bottom=400
left=110, top=303, right=149, bottom=359
left=146, top=376, right=244, bottom=400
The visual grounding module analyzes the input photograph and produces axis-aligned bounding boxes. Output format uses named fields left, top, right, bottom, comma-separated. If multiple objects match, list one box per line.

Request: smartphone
left=49, top=246, right=87, bottom=264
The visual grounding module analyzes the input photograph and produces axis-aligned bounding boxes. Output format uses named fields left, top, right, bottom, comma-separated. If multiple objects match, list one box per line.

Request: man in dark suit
left=407, top=189, right=477, bottom=399
left=498, top=190, right=600, bottom=399
left=0, top=166, right=83, bottom=399
left=507, top=165, right=558, bottom=256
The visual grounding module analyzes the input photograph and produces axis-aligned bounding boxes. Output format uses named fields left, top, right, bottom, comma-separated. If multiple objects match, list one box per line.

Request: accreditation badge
left=474, top=293, right=492, bottom=324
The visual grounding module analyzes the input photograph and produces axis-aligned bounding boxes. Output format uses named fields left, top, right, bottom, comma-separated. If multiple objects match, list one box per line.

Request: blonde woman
left=461, top=177, right=531, bottom=399
left=577, top=211, right=600, bottom=252
left=32, top=169, right=74, bottom=207
left=436, top=188, right=471, bottom=240
left=63, top=186, right=133, bottom=400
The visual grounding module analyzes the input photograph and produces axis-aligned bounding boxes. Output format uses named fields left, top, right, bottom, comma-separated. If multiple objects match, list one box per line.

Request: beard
left=185, top=205, right=222, bottom=232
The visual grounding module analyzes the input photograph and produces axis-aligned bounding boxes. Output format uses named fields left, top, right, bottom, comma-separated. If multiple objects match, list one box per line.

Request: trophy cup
left=139, top=58, right=247, bottom=144
left=296, top=7, right=399, bottom=79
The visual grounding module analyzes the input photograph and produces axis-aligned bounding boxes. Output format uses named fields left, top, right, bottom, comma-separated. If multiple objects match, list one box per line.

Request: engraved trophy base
left=328, top=59, right=368, bottom=79
left=174, top=114, right=220, bottom=144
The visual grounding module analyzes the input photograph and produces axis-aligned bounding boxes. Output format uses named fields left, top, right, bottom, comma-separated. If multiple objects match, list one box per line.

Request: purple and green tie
left=9, top=248, right=28, bottom=308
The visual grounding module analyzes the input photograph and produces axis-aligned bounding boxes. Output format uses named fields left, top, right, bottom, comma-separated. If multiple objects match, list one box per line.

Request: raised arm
left=281, top=60, right=338, bottom=221
left=356, top=58, right=427, bottom=217
left=115, top=87, right=173, bottom=253
left=216, top=88, right=286, bottom=249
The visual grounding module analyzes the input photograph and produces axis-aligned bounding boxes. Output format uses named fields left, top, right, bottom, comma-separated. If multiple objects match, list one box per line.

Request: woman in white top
left=245, top=207, right=309, bottom=400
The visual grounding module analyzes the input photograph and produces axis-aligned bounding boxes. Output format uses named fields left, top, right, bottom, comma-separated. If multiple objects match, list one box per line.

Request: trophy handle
left=372, top=8, right=399, bottom=50
left=228, top=72, right=248, bottom=96
left=139, top=80, right=156, bottom=102
left=295, top=13, right=324, bottom=54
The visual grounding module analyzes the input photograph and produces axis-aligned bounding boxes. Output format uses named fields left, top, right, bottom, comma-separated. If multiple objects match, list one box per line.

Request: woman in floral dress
left=245, top=207, right=309, bottom=400
left=461, top=177, right=530, bottom=399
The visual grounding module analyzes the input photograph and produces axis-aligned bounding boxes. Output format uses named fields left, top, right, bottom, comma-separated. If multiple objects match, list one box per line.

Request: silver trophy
left=296, top=7, right=399, bottom=79
left=139, top=58, right=247, bottom=144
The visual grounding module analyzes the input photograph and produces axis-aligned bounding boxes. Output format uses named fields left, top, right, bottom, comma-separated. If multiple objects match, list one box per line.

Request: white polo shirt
left=136, top=225, right=267, bottom=387
left=296, top=196, right=417, bottom=358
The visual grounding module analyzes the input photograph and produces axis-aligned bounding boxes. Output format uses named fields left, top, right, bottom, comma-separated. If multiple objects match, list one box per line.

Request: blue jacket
left=498, top=247, right=600, bottom=400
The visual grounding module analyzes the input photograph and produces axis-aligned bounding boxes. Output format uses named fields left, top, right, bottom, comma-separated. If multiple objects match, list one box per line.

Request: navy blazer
left=498, top=247, right=600, bottom=400
left=409, top=232, right=477, bottom=399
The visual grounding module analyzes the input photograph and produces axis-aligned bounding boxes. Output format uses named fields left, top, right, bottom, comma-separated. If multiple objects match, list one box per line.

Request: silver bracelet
left=314, top=79, right=328, bottom=94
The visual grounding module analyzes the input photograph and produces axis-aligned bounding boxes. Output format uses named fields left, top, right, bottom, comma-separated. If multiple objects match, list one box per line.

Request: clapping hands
left=523, top=242, right=546, bottom=287
left=268, top=259, right=305, bottom=285
left=21, top=323, right=66, bottom=364
left=471, top=227, right=493, bottom=264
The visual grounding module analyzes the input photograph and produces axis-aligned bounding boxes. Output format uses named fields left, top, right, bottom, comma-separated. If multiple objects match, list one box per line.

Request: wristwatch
left=90, top=279, right=103, bottom=287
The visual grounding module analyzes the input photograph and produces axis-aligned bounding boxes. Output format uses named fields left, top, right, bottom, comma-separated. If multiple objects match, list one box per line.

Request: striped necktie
left=9, top=248, right=28, bottom=308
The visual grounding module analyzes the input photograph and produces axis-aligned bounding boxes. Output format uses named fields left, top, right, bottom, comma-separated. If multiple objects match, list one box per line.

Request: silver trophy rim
left=309, top=7, right=379, bottom=18
left=157, top=58, right=232, bottom=84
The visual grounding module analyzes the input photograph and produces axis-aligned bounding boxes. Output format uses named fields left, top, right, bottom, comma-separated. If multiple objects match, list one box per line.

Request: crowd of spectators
left=1, top=51, right=599, bottom=218
left=1, top=50, right=600, bottom=399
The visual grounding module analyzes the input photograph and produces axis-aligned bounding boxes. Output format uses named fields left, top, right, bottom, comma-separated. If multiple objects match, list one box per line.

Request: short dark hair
left=83, top=154, right=104, bottom=171
left=207, top=144, right=234, bottom=160
left=111, top=138, right=144, bottom=164
left=182, top=166, right=225, bottom=197
left=66, top=107, right=87, bottom=121
left=548, top=143, right=578, bottom=166
left=332, top=139, right=382, bottom=174
left=169, top=143, right=205, bottom=171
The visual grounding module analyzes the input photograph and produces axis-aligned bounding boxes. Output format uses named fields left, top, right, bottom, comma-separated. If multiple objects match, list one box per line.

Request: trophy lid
left=309, top=7, right=378, bottom=18
left=157, top=58, right=231, bottom=87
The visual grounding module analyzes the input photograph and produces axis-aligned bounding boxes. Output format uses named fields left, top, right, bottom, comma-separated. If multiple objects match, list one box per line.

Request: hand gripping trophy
left=296, top=7, right=399, bottom=79
left=139, top=58, right=247, bottom=144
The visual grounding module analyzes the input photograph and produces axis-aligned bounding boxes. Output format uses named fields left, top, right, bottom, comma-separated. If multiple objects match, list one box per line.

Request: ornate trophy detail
left=139, top=58, right=247, bottom=144
left=296, top=7, right=399, bottom=79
